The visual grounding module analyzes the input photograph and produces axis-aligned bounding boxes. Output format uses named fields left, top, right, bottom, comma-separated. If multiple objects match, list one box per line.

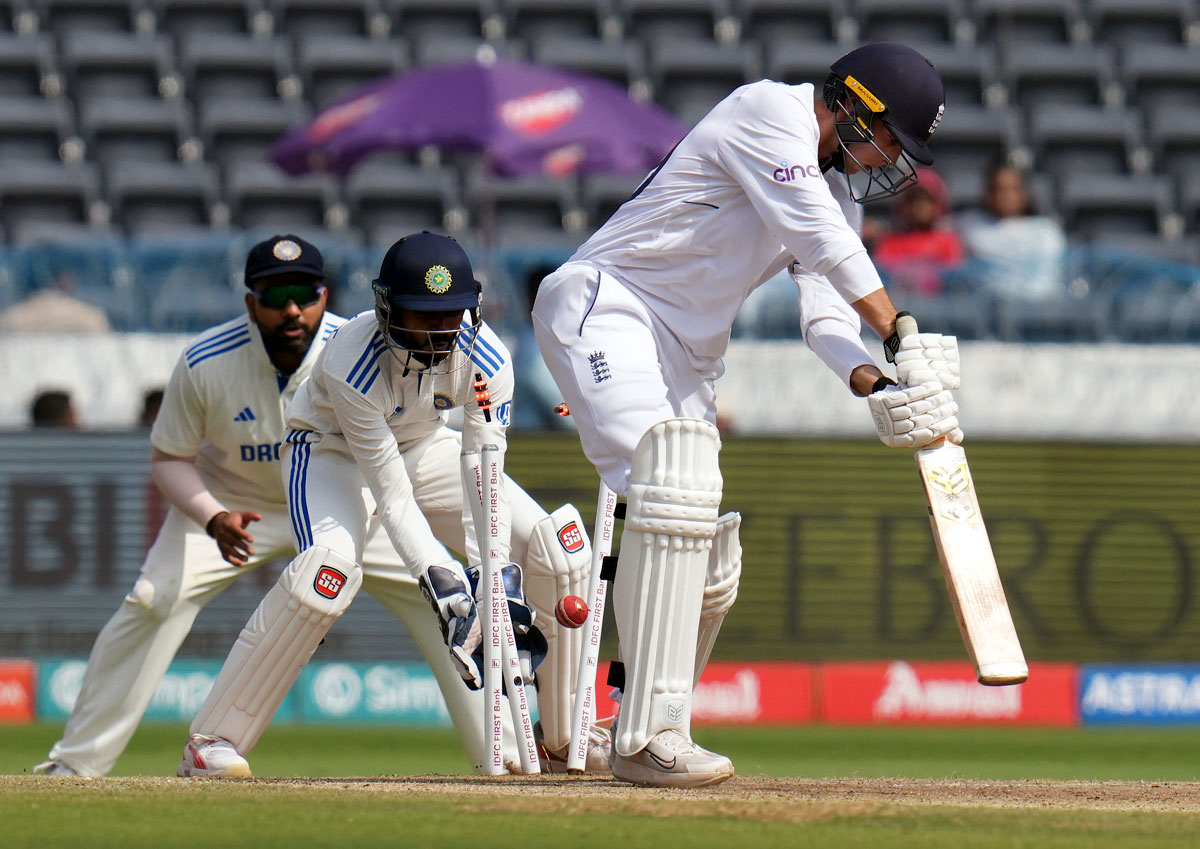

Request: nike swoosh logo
left=646, top=749, right=677, bottom=770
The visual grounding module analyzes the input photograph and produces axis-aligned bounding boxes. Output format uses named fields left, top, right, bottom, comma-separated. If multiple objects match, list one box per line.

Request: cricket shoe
left=32, top=760, right=78, bottom=777
left=610, top=729, right=734, bottom=788
left=177, top=734, right=252, bottom=778
left=534, top=720, right=613, bottom=775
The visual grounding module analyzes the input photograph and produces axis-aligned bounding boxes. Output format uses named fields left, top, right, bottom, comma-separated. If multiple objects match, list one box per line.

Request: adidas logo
left=233, top=407, right=256, bottom=422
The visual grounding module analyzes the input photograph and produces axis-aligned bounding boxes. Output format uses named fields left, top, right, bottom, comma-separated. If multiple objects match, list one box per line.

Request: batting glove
left=894, top=332, right=960, bottom=390
left=418, top=561, right=484, bottom=690
left=869, top=378, right=962, bottom=448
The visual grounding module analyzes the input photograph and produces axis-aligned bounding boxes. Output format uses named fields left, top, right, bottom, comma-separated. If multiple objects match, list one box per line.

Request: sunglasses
left=252, top=282, right=325, bottom=310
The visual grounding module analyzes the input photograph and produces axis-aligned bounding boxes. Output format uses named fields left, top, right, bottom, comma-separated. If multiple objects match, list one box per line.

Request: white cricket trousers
left=532, top=261, right=719, bottom=494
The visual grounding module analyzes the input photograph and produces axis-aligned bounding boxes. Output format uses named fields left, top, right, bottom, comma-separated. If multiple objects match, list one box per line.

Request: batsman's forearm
left=849, top=288, right=903, bottom=340
left=151, top=453, right=227, bottom=529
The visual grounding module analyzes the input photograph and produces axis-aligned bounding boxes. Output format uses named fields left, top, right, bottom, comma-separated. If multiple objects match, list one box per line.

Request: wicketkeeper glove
left=418, top=561, right=485, bottom=690
left=465, top=561, right=549, bottom=686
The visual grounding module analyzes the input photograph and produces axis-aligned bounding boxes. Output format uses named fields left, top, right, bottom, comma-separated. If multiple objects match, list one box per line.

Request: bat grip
left=895, top=313, right=919, bottom=340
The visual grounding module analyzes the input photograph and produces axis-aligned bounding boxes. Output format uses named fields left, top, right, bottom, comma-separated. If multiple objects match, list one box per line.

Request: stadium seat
left=343, top=159, right=459, bottom=246
left=79, top=95, right=191, bottom=172
left=147, top=0, right=260, bottom=40
left=382, top=0, right=492, bottom=43
left=59, top=31, right=174, bottom=100
left=466, top=173, right=577, bottom=240
left=504, top=0, right=607, bottom=44
left=36, top=0, right=141, bottom=40
left=993, top=292, right=1109, bottom=342
left=763, top=39, right=845, bottom=86
left=0, top=96, right=74, bottom=162
left=1147, top=103, right=1200, bottom=185
left=296, top=32, right=405, bottom=110
left=7, top=229, right=139, bottom=328
left=1177, top=171, right=1200, bottom=232
left=972, top=0, right=1085, bottom=46
left=0, top=161, right=102, bottom=238
left=225, top=160, right=339, bottom=230
left=892, top=291, right=995, bottom=340
left=410, top=35, right=523, bottom=69
left=1121, top=44, right=1200, bottom=114
left=924, top=104, right=1021, bottom=189
left=649, top=38, right=759, bottom=124
left=1001, top=42, right=1116, bottom=116
left=1087, top=0, right=1196, bottom=50
left=618, top=0, right=730, bottom=46
left=267, top=0, right=378, bottom=39
left=905, top=41, right=998, bottom=108
left=530, top=36, right=646, bottom=91
left=735, top=0, right=845, bottom=46
left=1028, top=103, right=1143, bottom=177
left=107, top=160, right=219, bottom=235
left=852, top=0, right=966, bottom=46
left=196, top=96, right=308, bottom=174
left=1059, top=172, right=1175, bottom=240
left=0, top=32, right=56, bottom=97
left=179, top=31, right=294, bottom=103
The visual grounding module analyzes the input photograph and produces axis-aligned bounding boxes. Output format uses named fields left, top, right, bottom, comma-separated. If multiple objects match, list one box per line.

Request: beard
left=261, top=318, right=317, bottom=360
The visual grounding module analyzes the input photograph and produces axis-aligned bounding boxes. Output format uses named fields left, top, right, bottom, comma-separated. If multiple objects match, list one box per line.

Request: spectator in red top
left=872, top=167, right=963, bottom=295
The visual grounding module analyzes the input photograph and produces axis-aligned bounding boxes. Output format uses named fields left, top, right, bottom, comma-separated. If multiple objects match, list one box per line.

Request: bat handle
left=895, top=313, right=919, bottom=340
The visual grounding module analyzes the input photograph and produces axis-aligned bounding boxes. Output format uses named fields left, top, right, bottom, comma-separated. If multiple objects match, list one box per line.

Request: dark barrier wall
left=2, top=432, right=1198, bottom=663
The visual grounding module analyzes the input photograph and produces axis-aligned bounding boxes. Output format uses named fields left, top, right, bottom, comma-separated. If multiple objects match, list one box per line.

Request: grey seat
left=0, top=160, right=101, bottom=235
left=471, top=174, right=577, bottom=239
left=853, top=0, right=965, bottom=45
left=0, top=32, right=56, bottom=97
left=736, top=0, right=845, bottom=45
left=505, top=0, right=607, bottom=44
left=383, top=0, right=492, bottom=42
left=0, top=96, right=74, bottom=162
left=107, top=160, right=219, bottom=234
left=345, top=160, right=460, bottom=243
left=148, top=0, right=260, bottom=39
left=1176, top=171, right=1200, bottom=232
left=650, top=38, right=759, bottom=123
left=893, top=292, right=994, bottom=340
left=225, top=159, right=338, bottom=229
left=268, top=0, right=378, bottom=38
left=925, top=104, right=1021, bottom=186
left=1147, top=103, right=1200, bottom=184
left=180, top=31, right=293, bottom=103
left=973, top=0, right=1084, bottom=45
left=297, top=32, right=405, bottom=110
left=1029, top=103, right=1142, bottom=177
left=994, top=293, right=1109, bottom=342
left=1088, top=0, right=1196, bottom=50
left=764, top=39, right=845, bottom=86
left=904, top=41, right=998, bottom=108
left=620, top=0, right=729, bottom=46
left=79, top=95, right=191, bottom=171
left=530, top=36, right=645, bottom=91
left=1001, top=42, right=1115, bottom=113
left=409, top=34, right=523, bottom=69
left=37, top=0, right=141, bottom=40
left=197, top=96, right=308, bottom=173
left=59, top=31, right=174, bottom=100
left=1121, top=44, right=1200, bottom=114
left=1059, top=172, right=1174, bottom=239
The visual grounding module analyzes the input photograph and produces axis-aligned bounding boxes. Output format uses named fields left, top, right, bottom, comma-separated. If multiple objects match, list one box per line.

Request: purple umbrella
left=272, top=58, right=687, bottom=178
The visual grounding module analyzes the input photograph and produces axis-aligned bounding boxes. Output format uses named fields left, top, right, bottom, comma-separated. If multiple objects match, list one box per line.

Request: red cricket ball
left=555, top=595, right=589, bottom=629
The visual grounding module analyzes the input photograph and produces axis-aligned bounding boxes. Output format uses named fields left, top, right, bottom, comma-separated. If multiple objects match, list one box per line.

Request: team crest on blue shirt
left=433, top=393, right=455, bottom=410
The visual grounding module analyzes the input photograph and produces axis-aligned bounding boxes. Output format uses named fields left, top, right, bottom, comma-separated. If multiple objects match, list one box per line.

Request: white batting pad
left=613, top=418, right=722, bottom=757
left=189, top=546, right=362, bottom=753
left=694, top=511, right=742, bottom=686
left=524, top=504, right=592, bottom=751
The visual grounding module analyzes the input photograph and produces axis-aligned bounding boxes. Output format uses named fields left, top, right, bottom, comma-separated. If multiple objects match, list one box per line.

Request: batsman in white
left=179, top=231, right=611, bottom=778
left=533, top=43, right=963, bottom=788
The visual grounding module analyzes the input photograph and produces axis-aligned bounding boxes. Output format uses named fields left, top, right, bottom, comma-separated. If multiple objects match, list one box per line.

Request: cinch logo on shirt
left=773, top=161, right=821, bottom=182
left=240, top=442, right=282, bottom=462
left=314, top=566, right=347, bottom=599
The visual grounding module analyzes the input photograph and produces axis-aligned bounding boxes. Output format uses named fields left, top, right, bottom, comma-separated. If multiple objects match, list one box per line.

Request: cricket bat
left=896, top=314, right=1028, bottom=686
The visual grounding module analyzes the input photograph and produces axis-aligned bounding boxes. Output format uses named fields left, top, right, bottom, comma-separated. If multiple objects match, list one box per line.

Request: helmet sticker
left=928, top=103, right=945, bottom=135
left=425, top=265, right=452, bottom=294
left=273, top=239, right=302, bottom=261
left=843, top=76, right=885, bottom=113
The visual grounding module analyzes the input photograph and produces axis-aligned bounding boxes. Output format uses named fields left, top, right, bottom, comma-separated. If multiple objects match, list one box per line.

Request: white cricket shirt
left=151, top=312, right=344, bottom=506
left=571, top=81, right=883, bottom=365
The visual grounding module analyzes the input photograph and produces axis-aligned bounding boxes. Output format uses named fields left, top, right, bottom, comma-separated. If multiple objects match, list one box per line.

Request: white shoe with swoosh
left=610, top=729, right=733, bottom=788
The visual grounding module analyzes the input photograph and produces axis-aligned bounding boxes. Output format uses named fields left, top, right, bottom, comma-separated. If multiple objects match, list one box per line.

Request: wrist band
left=871, top=376, right=897, bottom=394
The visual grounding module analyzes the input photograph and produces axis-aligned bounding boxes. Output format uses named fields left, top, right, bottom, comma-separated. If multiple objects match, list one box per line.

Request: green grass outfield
left=6, top=724, right=1200, bottom=849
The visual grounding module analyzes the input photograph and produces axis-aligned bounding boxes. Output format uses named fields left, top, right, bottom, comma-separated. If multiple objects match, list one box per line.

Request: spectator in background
left=958, top=163, right=1067, bottom=300
left=0, top=272, right=111, bottom=333
left=30, top=390, right=78, bottom=428
left=872, top=167, right=963, bottom=295
left=511, top=263, right=574, bottom=431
